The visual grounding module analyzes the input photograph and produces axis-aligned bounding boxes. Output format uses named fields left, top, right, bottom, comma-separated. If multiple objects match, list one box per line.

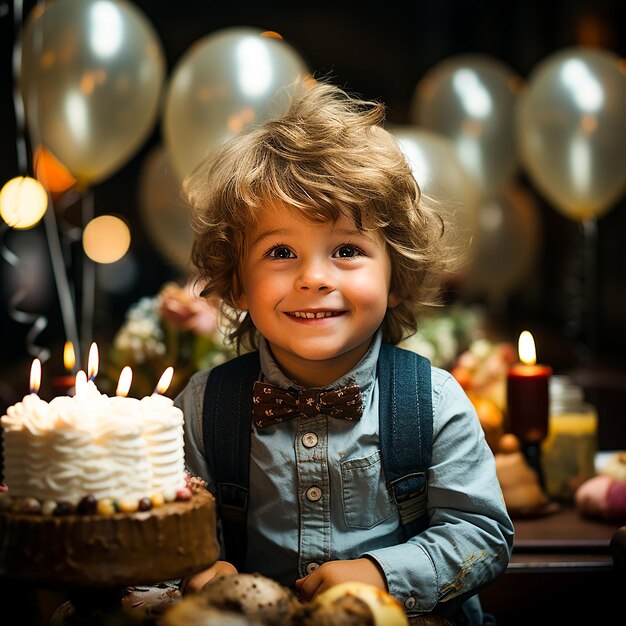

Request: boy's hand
left=180, top=560, right=238, bottom=595
left=294, top=557, right=386, bottom=601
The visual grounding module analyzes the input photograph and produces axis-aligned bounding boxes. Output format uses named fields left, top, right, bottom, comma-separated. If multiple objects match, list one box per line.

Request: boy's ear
left=387, top=290, right=401, bottom=309
left=231, top=272, right=248, bottom=310
left=234, top=292, right=248, bottom=310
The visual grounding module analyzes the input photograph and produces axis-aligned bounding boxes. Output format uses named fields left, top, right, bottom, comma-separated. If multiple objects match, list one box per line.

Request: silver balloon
left=390, top=126, right=481, bottom=271
left=138, top=146, right=193, bottom=271
left=20, top=0, right=165, bottom=186
left=412, top=54, right=523, bottom=202
left=462, top=182, right=542, bottom=303
left=517, top=47, right=626, bottom=221
left=163, top=27, right=310, bottom=182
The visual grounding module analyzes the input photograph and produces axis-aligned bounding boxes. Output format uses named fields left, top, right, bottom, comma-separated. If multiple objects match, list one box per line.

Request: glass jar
left=541, top=375, right=598, bottom=502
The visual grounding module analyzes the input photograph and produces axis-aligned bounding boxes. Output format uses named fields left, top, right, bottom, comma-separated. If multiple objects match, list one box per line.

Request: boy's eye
left=334, top=245, right=361, bottom=258
left=268, top=246, right=294, bottom=259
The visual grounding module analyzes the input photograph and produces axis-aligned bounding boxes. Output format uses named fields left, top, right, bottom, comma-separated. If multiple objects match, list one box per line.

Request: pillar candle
left=506, top=331, right=552, bottom=444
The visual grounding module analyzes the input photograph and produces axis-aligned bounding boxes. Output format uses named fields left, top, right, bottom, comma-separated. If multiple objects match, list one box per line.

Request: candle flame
left=29, top=358, right=41, bottom=394
left=116, top=366, right=133, bottom=397
left=518, top=330, right=537, bottom=365
left=75, top=370, right=87, bottom=396
left=63, top=340, right=76, bottom=371
left=155, top=367, right=174, bottom=395
left=87, top=342, right=99, bottom=380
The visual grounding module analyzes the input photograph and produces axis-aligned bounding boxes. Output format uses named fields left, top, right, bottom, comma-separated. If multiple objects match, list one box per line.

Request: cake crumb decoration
left=21, top=498, right=41, bottom=514
left=176, top=487, right=193, bottom=501
left=77, top=495, right=97, bottom=515
left=138, top=497, right=153, bottom=511
left=41, top=500, right=56, bottom=515
left=97, top=498, right=116, bottom=517
left=151, top=493, right=165, bottom=508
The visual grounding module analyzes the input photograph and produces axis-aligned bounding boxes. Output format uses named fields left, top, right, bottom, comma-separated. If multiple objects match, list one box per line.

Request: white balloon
left=517, top=46, right=626, bottom=221
left=163, top=27, right=310, bottom=182
left=138, top=146, right=193, bottom=271
left=412, top=54, right=523, bottom=202
left=20, top=0, right=165, bottom=185
left=462, top=182, right=542, bottom=301
left=390, top=126, right=481, bottom=270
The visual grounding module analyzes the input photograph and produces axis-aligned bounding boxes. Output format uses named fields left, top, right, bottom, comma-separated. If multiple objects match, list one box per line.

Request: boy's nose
left=295, top=261, right=335, bottom=292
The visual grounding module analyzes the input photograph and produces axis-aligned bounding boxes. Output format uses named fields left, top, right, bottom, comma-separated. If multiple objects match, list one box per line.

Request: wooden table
left=3, top=504, right=621, bottom=626
left=480, top=505, right=622, bottom=625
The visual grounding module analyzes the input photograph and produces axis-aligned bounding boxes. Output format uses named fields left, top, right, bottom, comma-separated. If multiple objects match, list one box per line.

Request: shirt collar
left=258, top=329, right=382, bottom=399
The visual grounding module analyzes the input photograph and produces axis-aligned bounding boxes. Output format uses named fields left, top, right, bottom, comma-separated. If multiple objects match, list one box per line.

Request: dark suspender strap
left=202, top=351, right=261, bottom=570
left=377, top=343, right=433, bottom=539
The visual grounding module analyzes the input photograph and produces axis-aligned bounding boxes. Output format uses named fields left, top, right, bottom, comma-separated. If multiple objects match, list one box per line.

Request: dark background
left=1, top=0, right=626, bottom=419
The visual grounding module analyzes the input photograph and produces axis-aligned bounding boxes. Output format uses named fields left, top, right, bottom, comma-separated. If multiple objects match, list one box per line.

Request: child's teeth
left=293, top=311, right=334, bottom=318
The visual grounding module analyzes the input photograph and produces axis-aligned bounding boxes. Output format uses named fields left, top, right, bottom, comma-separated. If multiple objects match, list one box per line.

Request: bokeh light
left=82, top=214, right=131, bottom=263
left=0, top=176, right=48, bottom=229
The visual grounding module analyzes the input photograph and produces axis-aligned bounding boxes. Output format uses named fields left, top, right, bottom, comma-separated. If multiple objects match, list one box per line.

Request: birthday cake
left=0, top=378, right=218, bottom=587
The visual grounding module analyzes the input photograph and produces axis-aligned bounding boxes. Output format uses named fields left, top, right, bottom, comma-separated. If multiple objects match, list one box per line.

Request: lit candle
left=74, top=370, right=87, bottom=397
left=87, top=342, right=99, bottom=382
left=29, top=358, right=42, bottom=395
left=53, top=341, right=76, bottom=394
left=506, top=331, right=553, bottom=444
left=154, top=367, right=174, bottom=395
left=116, top=366, right=133, bottom=397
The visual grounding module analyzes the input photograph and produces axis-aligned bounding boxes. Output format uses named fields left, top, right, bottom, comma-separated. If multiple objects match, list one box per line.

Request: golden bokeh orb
left=82, top=215, right=131, bottom=263
left=0, top=176, right=48, bottom=229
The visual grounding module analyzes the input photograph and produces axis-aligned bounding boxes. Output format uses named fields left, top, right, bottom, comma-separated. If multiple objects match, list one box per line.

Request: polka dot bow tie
left=252, top=381, right=363, bottom=428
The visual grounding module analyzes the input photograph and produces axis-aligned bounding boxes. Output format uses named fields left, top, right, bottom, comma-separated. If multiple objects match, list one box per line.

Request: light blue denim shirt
left=176, top=330, right=514, bottom=616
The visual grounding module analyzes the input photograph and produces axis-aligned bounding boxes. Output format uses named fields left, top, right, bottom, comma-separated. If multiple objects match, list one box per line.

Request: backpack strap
left=202, top=350, right=261, bottom=570
left=377, top=343, right=433, bottom=539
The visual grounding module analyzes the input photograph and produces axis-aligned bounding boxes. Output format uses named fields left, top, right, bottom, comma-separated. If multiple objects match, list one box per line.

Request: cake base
left=0, top=490, right=219, bottom=588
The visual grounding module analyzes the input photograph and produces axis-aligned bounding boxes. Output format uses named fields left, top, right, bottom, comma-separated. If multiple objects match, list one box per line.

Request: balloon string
left=582, top=218, right=598, bottom=360
left=80, top=189, right=95, bottom=361
left=41, top=196, right=82, bottom=370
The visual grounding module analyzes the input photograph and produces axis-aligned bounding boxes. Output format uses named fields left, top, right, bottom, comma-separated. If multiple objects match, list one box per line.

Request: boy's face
left=236, top=204, right=400, bottom=386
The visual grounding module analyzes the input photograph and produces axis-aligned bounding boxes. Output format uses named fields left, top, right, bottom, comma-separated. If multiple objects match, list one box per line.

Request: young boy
left=175, top=79, right=514, bottom=624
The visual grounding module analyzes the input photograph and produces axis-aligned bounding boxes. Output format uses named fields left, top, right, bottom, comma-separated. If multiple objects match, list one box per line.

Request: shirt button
left=305, top=562, right=320, bottom=574
left=306, top=486, right=322, bottom=501
left=302, top=432, right=318, bottom=448
left=404, top=596, right=416, bottom=610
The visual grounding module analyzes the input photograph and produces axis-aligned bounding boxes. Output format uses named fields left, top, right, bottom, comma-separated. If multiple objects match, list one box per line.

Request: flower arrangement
left=103, top=282, right=237, bottom=398
left=398, top=304, right=486, bottom=370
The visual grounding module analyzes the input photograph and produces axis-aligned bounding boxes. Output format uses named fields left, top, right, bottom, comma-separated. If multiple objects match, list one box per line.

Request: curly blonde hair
left=184, top=79, right=451, bottom=351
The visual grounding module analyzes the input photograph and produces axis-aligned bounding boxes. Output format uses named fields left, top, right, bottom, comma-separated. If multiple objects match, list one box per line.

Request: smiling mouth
left=286, top=311, right=344, bottom=319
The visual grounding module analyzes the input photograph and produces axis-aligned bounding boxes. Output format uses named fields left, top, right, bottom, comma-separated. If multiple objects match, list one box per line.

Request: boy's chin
left=272, top=337, right=374, bottom=366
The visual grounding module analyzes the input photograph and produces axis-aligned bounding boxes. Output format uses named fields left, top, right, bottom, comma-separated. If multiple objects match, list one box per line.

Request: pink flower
left=158, top=282, right=220, bottom=336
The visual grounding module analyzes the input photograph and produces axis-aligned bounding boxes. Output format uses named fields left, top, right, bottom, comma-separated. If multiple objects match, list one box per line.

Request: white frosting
left=139, top=394, right=186, bottom=500
left=1, top=384, right=186, bottom=504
